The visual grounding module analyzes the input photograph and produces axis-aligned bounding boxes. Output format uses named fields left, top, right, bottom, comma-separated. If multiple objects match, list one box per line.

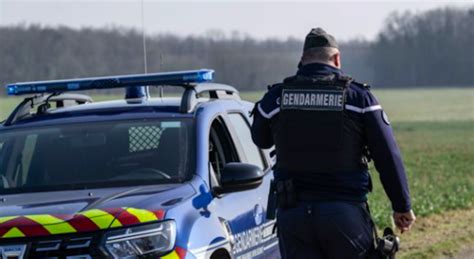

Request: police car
left=0, top=70, right=279, bottom=259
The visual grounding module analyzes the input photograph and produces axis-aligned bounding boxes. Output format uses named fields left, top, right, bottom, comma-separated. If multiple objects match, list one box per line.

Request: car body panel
left=0, top=95, right=279, bottom=258
left=0, top=184, right=194, bottom=218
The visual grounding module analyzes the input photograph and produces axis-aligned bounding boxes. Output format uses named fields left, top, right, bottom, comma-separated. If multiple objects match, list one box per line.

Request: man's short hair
left=301, top=47, right=339, bottom=65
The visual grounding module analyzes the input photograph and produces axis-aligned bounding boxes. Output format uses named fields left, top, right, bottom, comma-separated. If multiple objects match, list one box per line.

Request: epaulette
left=335, top=75, right=353, bottom=87
left=352, top=80, right=371, bottom=90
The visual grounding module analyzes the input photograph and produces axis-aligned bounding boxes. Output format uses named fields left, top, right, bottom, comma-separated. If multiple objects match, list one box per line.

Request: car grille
left=0, top=233, right=105, bottom=258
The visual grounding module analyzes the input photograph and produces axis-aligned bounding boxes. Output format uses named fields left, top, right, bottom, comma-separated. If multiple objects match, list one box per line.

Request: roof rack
left=4, top=93, right=93, bottom=126
left=3, top=69, right=241, bottom=125
left=181, top=83, right=240, bottom=113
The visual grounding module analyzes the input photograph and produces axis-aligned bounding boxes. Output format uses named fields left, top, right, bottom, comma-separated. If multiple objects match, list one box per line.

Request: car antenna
left=141, top=0, right=148, bottom=75
left=160, top=53, right=164, bottom=98
left=127, top=0, right=151, bottom=100
left=141, top=0, right=163, bottom=98
left=141, top=0, right=151, bottom=97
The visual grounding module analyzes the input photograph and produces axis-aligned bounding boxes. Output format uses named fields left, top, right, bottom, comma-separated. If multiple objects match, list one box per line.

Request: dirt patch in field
left=398, top=208, right=474, bottom=258
left=452, top=247, right=474, bottom=259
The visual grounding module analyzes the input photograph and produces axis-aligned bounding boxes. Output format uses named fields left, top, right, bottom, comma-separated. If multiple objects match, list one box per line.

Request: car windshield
left=0, top=118, right=194, bottom=194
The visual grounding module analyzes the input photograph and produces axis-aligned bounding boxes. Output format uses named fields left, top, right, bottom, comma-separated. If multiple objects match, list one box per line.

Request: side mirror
left=215, top=163, right=264, bottom=194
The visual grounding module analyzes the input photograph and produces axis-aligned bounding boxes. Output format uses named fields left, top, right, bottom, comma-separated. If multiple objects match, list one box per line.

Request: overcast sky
left=1, top=0, right=472, bottom=41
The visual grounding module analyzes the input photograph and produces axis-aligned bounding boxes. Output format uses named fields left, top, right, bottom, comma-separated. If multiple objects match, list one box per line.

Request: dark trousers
left=277, top=201, right=374, bottom=259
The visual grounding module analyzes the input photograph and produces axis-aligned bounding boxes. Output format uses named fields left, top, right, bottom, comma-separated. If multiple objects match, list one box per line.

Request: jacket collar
left=297, top=62, right=343, bottom=77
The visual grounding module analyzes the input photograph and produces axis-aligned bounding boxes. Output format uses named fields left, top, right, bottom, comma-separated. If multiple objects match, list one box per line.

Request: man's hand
left=393, top=210, right=416, bottom=233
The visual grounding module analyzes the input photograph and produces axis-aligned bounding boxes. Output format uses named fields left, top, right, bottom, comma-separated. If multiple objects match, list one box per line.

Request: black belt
left=296, top=191, right=367, bottom=205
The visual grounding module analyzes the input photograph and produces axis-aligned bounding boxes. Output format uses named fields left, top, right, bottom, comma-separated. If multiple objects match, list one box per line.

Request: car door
left=207, top=115, right=278, bottom=259
left=223, top=112, right=279, bottom=259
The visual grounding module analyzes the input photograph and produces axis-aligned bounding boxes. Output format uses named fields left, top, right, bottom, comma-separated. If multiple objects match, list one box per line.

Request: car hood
left=0, top=184, right=195, bottom=239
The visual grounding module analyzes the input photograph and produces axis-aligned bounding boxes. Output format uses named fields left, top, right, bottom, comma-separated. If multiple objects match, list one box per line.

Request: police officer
left=251, top=28, right=416, bottom=258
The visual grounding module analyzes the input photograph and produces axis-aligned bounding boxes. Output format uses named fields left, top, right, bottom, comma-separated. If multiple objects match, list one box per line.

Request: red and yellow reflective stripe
left=161, top=251, right=180, bottom=259
left=126, top=208, right=159, bottom=222
left=80, top=209, right=122, bottom=229
left=3, top=227, right=25, bottom=238
left=26, top=215, right=76, bottom=235
left=0, top=216, right=16, bottom=224
left=160, top=247, right=187, bottom=259
left=0, top=207, right=165, bottom=239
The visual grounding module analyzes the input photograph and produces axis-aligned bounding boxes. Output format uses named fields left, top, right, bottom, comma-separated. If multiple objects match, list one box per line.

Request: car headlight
left=103, top=220, right=176, bottom=258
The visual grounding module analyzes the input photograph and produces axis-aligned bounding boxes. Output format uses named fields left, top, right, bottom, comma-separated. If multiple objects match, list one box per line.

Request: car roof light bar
left=6, top=69, right=214, bottom=96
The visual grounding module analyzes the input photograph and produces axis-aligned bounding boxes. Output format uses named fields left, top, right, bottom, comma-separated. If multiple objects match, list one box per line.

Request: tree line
left=0, top=6, right=472, bottom=95
left=370, top=7, right=474, bottom=87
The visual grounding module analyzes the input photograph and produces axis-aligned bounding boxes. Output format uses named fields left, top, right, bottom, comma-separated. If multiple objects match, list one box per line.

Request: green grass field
left=1, top=88, right=473, bottom=226
left=371, top=121, right=473, bottom=225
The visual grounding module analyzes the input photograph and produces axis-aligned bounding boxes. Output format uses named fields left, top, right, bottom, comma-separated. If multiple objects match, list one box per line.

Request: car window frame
left=0, top=138, right=8, bottom=180
left=0, top=139, right=4, bottom=164
left=222, top=110, right=270, bottom=173
left=208, top=115, right=242, bottom=190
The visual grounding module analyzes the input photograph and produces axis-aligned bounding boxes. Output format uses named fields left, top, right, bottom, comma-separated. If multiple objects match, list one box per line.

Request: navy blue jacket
left=251, top=63, right=412, bottom=213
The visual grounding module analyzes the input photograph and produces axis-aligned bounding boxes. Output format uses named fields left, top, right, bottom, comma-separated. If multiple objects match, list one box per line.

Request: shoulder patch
left=281, top=89, right=344, bottom=111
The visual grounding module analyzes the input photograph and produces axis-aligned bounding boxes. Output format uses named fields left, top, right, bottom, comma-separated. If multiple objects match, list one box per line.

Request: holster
left=276, top=179, right=297, bottom=210
left=266, top=180, right=277, bottom=220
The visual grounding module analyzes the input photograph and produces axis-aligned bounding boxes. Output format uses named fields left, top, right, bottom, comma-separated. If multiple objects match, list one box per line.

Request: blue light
left=7, top=85, right=16, bottom=95
left=5, top=69, right=214, bottom=96
left=200, top=70, right=214, bottom=81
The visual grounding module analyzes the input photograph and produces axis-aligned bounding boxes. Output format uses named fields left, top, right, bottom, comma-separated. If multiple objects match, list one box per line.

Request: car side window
left=227, top=113, right=266, bottom=170
left=209, top=117, right=239, bottom=184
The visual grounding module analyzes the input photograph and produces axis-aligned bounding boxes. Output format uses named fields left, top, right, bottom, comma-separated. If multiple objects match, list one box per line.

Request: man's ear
left=333, top=53, right=341, bottom=69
